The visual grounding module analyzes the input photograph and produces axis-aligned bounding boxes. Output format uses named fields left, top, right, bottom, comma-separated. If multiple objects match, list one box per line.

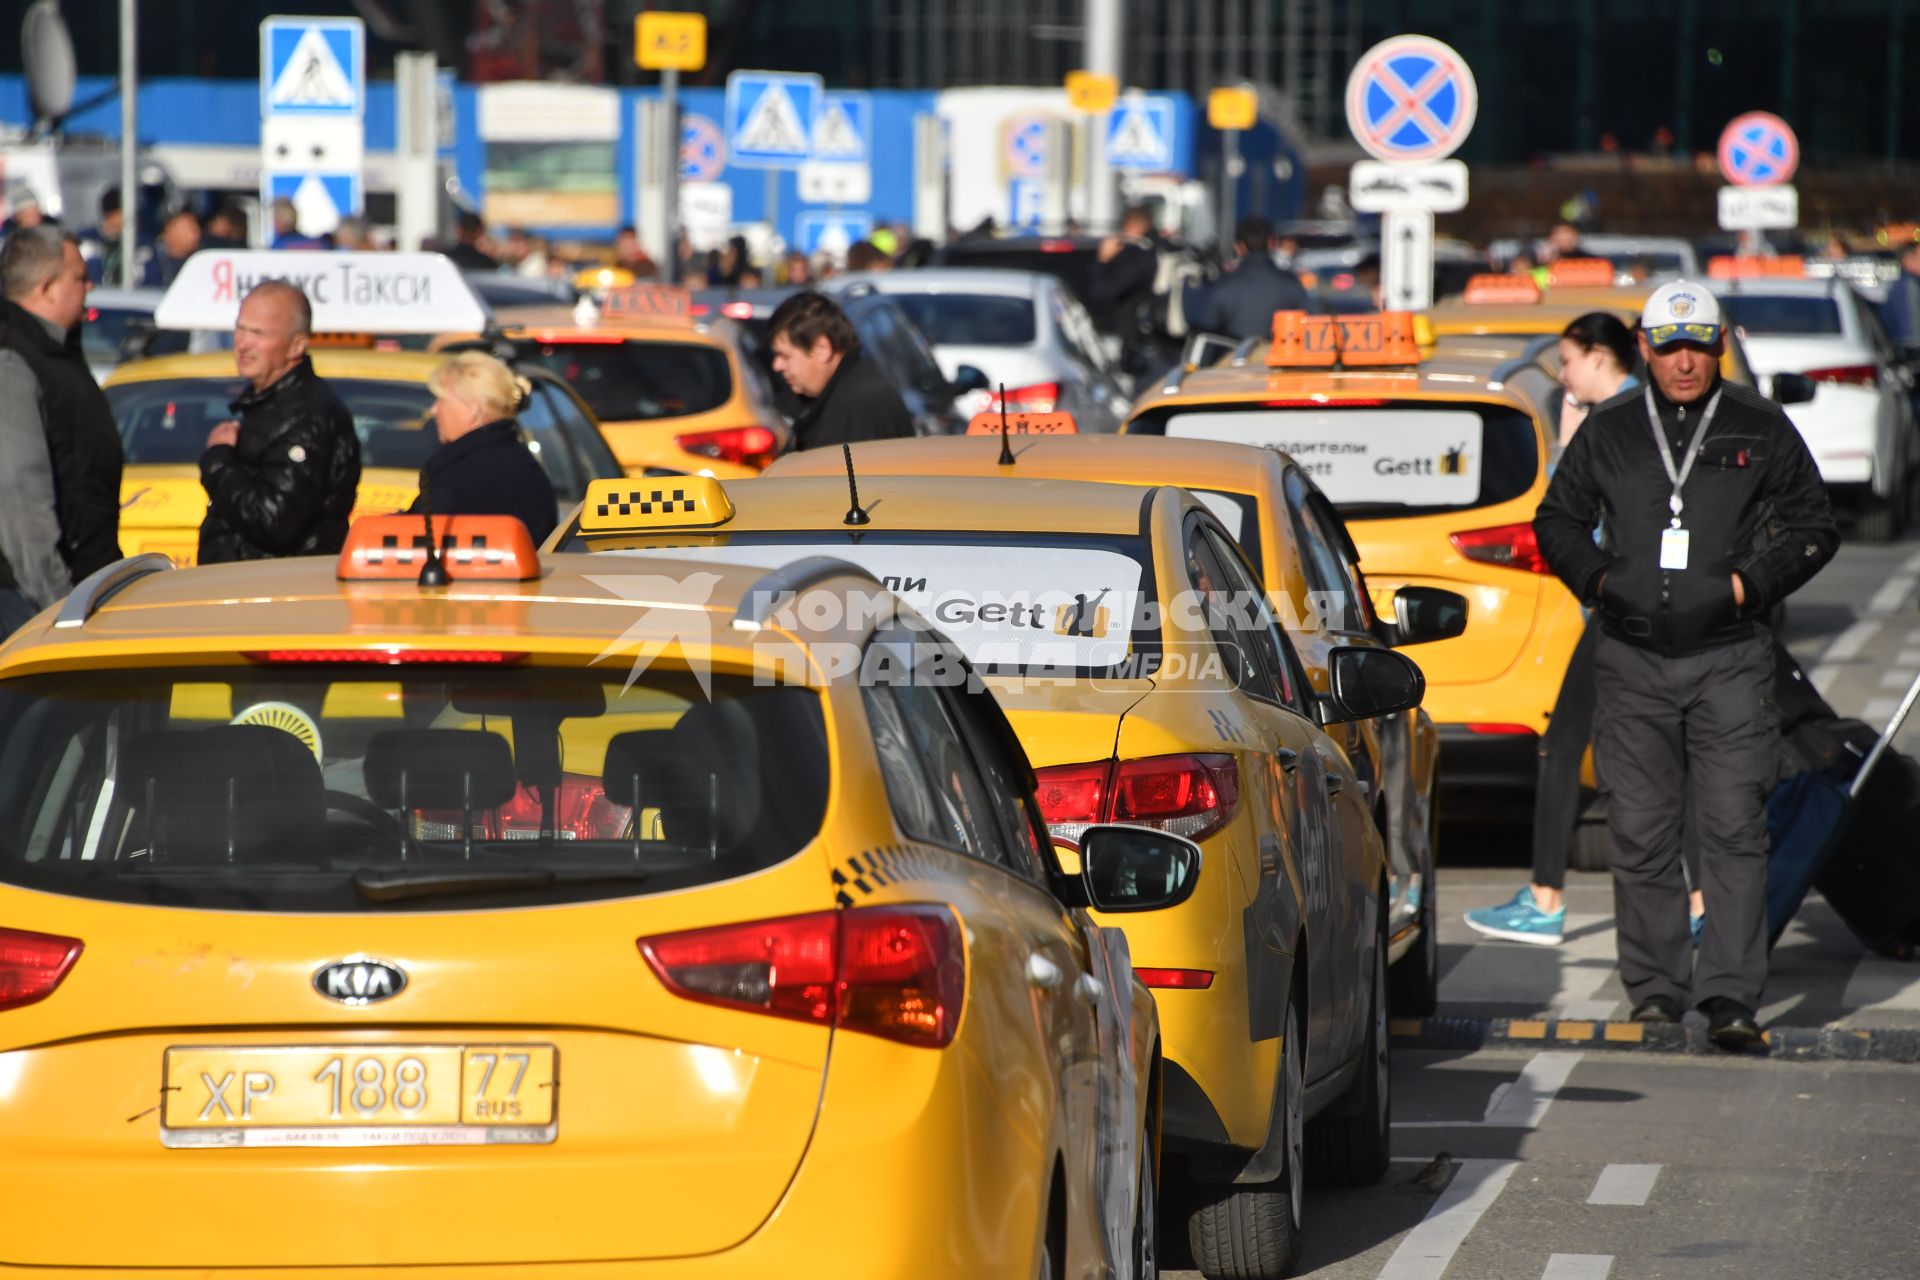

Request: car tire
left=1187, top=996, right=1303, bottom=1279
left=1308, top=920, right=1392, bottom=1188
left=1570, top=818, right=1611, bottom=872
left=1388, top=809, right=1440, bottom=1017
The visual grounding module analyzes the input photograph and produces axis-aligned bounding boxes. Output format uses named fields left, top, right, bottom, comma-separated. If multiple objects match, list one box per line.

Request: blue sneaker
left=1464, top=886, right=1566, bottom=946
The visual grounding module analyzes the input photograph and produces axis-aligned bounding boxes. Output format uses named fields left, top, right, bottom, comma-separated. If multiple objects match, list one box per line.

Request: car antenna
left=417, top=490, right=451, bottom=587
left=841, top=442, right=870, bottom=526
left=996, top=384, right=1015, bottom=466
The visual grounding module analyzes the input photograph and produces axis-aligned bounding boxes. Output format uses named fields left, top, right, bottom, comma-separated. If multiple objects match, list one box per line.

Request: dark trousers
left=0, top=588, right=39, bottom=642
left=1593, top=632, right=1776, bottom=1010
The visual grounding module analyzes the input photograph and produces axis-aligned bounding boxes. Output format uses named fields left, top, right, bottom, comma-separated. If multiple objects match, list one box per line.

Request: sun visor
left=153, top=251, right=490, bottom=334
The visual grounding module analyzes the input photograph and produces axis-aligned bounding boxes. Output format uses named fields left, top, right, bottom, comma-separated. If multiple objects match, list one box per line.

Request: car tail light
left=1034, top=754, right=1240, bottom=846
left=1802, top=364, right=1878, bottom=388
left=1135, top=967, right=1214, bottom=989
left=639, top=905, right=964, bottom=1048
left=676, top=425, right=780, bottom=470
left=246, top=649, right=525, bottom=665
left=1262, top=398, right=1391, bottom=408
left=0, top=927, right=82, bottom=1013
left=721, top=301, right=756, bottom=320
left=989, top=381, right=1062, bottom=414
left=1450, top=522, right=1550, bottom=574
left=1465, top=723, right=1538, bottom=736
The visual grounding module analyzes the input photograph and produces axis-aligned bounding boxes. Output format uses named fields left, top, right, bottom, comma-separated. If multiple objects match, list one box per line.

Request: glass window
left=888, top=293, right=1038, bottom=346
left=861, top=681, right=948, bottom=846
left=936, top=674, right=1049, bottom=881
left=1283, top=469, right=1366, bottom=632
left=509, top=340, right=733, bottom=422
left=106, top=377, right=438, bottom=470
left=1183, top=522, right=1275, bottom=701
left=533, top=378, right=624, bottom=490
left=1198, top=524, right=1297, bottom=708
left=888, top=679, right=1014, bottom=868
left=1722, top=294, right=1843, bottom=336
left=514, top=384, right=581, bottom=498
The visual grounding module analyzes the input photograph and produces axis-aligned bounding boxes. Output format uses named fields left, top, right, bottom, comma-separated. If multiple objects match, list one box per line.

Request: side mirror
left=1386, top=586, right=1468, bottom=646
left=1772, top=372, right=1817, bottom=406
left=1318, top=646, right=1426, bottom=724
left=950, top=364, right=991, bottom=395
left=1077, top=823, right=1201, bottom=913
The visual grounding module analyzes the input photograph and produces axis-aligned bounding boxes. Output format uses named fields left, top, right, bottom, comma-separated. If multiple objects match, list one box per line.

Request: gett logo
left=1054, top=589, right=1112, bottom=639
left=313, top=959, right=408, bottom=1006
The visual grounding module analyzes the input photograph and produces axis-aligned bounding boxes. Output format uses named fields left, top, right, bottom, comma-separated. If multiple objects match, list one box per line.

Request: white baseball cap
left=1640, top=281, right=1724, bottom=348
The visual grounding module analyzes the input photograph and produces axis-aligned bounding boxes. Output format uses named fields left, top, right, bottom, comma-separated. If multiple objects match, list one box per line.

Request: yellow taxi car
left=0, top=514, right=1179, bottom=1278
left=104, top=349, right=624, bottom=567
left=1124, top=312, right=1585, bottom=831
left=556, top=472, right=1428, bottom=1278
left=488, top=286, right=789, bottom=479
left=766, top=429, right=1456, bottom=1015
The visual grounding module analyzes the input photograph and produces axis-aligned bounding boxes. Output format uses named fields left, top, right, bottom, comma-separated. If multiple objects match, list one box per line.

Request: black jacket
left=199, top=356, right=363, bottom=563
left=1535, top=377, right=1839, bottom=657
left=1191, top=254, right=1312, bottom=339
left=0, top=298, right=124, bottom=583
left=406, top=419, right=557, bottom=546
left=791, top=350, right=915, bottom=450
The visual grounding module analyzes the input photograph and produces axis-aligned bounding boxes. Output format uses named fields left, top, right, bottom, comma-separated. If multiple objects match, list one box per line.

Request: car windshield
left=1723, top=294, right=1845, bottom=336
left=934, top=247, right=1105, bottom=328
left=1131, top=402, right=1540, bottom=519
left=509, top=339, right=732, bottom=422
left=106, top=377, right=442, bottom=470
left=887, top=293, right=1038, bottom=346
left=582, top=531, right=1155, bottom=678
left=0, top=666, right=827, bottom=912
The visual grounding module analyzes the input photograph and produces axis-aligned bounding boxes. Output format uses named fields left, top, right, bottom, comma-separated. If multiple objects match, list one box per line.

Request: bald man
left=198, top=281, right=362, bottom=563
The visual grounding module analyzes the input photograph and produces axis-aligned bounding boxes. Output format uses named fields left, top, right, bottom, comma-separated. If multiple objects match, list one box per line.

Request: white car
left=1720, top=277, right=1920, bottom=541
left=827, top=269, right=1135, bottom=431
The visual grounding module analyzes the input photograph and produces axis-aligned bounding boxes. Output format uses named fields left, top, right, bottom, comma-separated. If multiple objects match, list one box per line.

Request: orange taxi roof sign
left=1335, top=311, right=1422, bottom=367
left=338, top=514, right=540, bottom=582
left=1266, top=311, right=1339, bottom=367
left=1462, top=273, right=1542, bottom=305
left=1708, top=255, right=1806, bottom=279
left=1546, top=257, right=1616, bottom=288
left=603, top=284, right=693, bottom=321
left=964, top=411, right=1079, bottom=436
left=1267, top=310, right=1420, bottom=368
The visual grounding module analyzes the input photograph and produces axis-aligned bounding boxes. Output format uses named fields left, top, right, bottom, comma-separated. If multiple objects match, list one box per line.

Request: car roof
left=105, top=349, right=447, bottom=385
left=1425, top=298, right=1638, bottom=335
left=1713, top=276, right=1851, bottom=298
left=833, top=269, right=1046, bottom=298
left=1131, top=348, right=1543, bottom=418
left=768, top=434, right=1284, bottom=497
left=503, top=321, right=730, bottom=347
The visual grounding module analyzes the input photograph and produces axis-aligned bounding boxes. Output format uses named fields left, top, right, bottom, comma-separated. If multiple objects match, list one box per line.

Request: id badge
left=1660, top=526, right=1691, bottom=571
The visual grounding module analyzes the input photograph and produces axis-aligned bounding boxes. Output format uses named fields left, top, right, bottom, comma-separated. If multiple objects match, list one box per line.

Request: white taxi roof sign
left=153, top=251, right=490, bottom=335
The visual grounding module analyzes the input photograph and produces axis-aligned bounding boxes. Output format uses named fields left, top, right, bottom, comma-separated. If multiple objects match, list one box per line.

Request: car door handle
left=1276, top=748, right=1301, bottom=773
left=1027, top=953, right=1065, bottom=989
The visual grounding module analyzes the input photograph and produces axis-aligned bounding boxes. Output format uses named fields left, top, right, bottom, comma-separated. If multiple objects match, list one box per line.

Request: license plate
left=160, top=1044, right=557, bottom=1148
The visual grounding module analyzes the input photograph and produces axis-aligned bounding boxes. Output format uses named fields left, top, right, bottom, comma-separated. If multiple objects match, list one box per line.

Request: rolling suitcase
left=1766, top=669, right=1920, bottom=950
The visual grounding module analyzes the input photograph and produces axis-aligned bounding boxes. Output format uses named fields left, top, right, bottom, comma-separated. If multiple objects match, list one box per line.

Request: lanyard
left=1644, top=387, right=1720, bottom=527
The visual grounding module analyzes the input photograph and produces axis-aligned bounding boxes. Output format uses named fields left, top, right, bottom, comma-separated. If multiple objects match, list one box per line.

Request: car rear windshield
left=887, top=293, right=1038, bottom=346
left=1722, top=294, right=1844, bottom=336
left=933, top=247, right=1101, bottom=323
left=587, top=532, right=1156, bottom=677
left=0, top=666, right=827, bottom=912
left=1131, top=402, right=1539, bottom=519
left=106, top=377, right=442, bottom=470
left=510, top=339, right=732, bottom=422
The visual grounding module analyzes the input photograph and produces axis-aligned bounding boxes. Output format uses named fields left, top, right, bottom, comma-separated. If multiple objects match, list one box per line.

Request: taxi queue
left=0, top=251, right=1714, bottom=1280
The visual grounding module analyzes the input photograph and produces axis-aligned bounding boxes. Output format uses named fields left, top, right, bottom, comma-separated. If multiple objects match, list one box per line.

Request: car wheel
left=1388, top=807, right=1440, bottom=1016
left=1133, top=1131, right=1160, bottom=1280
left=1308, top=919, right=1392, bottom=1187
left=1570, top=818, right=1611, bottom=872
left=1187, top=996, right=1302, bottom=1279
left=1855, top=499, right=1900, bottom=543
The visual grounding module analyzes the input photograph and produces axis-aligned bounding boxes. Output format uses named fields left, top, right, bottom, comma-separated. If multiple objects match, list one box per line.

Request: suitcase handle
left=1850, top=670, right=1920, bottom=801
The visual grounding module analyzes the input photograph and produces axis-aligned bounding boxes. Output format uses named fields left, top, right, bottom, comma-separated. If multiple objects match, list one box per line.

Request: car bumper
left=1435, top=723, right=1540, bottom=821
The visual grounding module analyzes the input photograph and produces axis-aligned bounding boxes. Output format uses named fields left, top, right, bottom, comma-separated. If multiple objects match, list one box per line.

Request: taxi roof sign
left=1708, top=254, right=1806, bottom=279
left=602, top=284, right=694, bottom=321
left=154, top=251, right=489, bottom=335
left=338, top=514, right=540, bottom=582
left=579, top=477, right=735, bottom=533
left=1267, top=310, right=1422, bottom=369
left=964, top=411, right=1079, bottom=436
left=1544, top=257, right=1616, bottom=288
left=1462, top=273, right=1543, bottom=305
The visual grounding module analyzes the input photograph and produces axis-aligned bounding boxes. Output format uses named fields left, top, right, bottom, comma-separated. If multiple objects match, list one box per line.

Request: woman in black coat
left=408, top=352, right=557, bottom=545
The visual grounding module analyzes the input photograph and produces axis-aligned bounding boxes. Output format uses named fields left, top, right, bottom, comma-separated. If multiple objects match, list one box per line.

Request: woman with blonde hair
left=408, top=351, right=557, bottom=544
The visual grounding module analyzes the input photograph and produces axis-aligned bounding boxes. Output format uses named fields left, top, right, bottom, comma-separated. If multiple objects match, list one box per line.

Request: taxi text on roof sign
left=963, top=411, right=1079, bottom=436
left=580, top=477, right=735, bottom=533
left=602, top=284, right=694, bottom=321
left=1266, top=310, right=1422, bottom=369
left=153, top=251, right=489, bottom=335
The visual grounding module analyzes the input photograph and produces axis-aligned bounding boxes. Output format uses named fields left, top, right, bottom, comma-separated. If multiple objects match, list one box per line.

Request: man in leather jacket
left=1534, top=281, right=1837, bottom=1051
left=198, top=281, right=362, bottom=563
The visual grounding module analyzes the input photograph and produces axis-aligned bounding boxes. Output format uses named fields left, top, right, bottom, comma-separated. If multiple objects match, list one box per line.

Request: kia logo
left=313, top=959, right=408, bottom=1006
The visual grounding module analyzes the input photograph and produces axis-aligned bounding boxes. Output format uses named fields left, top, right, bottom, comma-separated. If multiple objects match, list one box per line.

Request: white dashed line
left=1868, top=575, right=1919, bottom=616
left=1481, top=1051, right=1583, bottom=1128
left=1811, top=619, right=1882, bottom=687
left=1587, top=1162, right=1661, bottom=1205
left=1374, top=1159, right=1520, bottom=1280
left=1541, top=1255, right=1614, bottom=1280
left=1880, top=669, right=1918, bottom=689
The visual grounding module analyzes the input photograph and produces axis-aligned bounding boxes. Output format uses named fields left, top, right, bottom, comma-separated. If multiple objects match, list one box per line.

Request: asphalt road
left=1161, top=532, right=1920, bottom=1279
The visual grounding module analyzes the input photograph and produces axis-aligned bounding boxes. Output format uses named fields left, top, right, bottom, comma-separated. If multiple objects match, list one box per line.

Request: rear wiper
left=351, top=865, right=649, bottom=903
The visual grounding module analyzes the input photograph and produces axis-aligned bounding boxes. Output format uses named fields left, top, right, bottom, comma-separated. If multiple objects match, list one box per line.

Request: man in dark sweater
left=768, top=291, right=914, bottom=450
left=1535, top=281, right=1838, bottom=1050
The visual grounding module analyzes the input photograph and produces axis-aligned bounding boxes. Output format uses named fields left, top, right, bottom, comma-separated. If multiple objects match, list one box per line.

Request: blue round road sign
left=1718, top=112, right=1799, bottom=187
left=1345, top=35, right=1478, bottom=164
left=680, top=114, right=725, bottom=183
left=1006, top=116, right=1050, bottom=179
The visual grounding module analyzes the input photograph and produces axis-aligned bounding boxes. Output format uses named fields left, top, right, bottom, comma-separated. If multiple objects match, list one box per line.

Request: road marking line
left=1881, top=668, right=1918, bottom=690
left=1905, top=550, right=1920, bottom=573
left=1374, top=1158, right=1520, bottom=1280
left=1863, top=696, right=1902, bottom=723
left=1811, top=619, right=1881, bottom=687
left=1542, top=1255, right=1614, bottom=1280
left=1587, top=1162, right=1661, bottom=1205
left=1869, top=575, right=1918, bottom=616
left=1483, top=1051, right=1583, bottom=1128
left=1897, top=650, right=1920, bottom=668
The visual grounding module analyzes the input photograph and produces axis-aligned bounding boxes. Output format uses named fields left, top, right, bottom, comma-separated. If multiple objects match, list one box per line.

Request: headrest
left=364, top=729, right=517, bottom=811
left=600, top=729, right=679, bottom=810
left=120, top=725, right=325, bottom=863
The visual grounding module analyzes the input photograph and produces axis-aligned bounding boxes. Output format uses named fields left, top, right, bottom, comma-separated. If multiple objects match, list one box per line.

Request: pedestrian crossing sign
left=260, top=17, right=365, bottom=118
left=725, top=70, right=822, bottom=170
left=1106, top=96, right=1175, bottom=171
left=811, top=92, right=871, bottom=164
left=264, top=171, right=361, bottom=235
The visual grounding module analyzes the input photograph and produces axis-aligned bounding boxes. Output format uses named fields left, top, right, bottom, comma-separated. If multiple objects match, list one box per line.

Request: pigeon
left=1404, top=1152, right=1454, bottom=1193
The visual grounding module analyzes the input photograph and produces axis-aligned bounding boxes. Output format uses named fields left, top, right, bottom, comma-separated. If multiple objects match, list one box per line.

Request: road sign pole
left=662, top=67, right=680, bottom=281
left=767, top=170, right=779, bottom=250
left=1220, top=129, right=1238, bottom=250
left=1084, top=0, right=1122, bottom=230
left=118, top=0, right=136, bottom=284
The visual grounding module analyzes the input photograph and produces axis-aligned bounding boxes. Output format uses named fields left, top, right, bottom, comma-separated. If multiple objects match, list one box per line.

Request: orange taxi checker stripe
left=1545, top=257, right=1616, bottom=288
left=1462, top=273, right=1543, bottom=305
left=1708, top=255, right=1807, bottom=279
left=602, top=284, right=695, bottom=321
left=1268, top=310, right=1422, bottom=368
left=963, top=410, right=1080, bottom=435
left=338, top=514, right=540, bottom=581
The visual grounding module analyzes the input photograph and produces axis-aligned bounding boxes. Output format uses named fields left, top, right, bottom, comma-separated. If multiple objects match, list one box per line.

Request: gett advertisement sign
left=153, top=251, right=489, bottom=335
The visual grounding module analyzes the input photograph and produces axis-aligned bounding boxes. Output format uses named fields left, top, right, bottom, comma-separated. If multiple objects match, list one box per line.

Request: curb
left=1390, top=1015, right=1920, bottom=1063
